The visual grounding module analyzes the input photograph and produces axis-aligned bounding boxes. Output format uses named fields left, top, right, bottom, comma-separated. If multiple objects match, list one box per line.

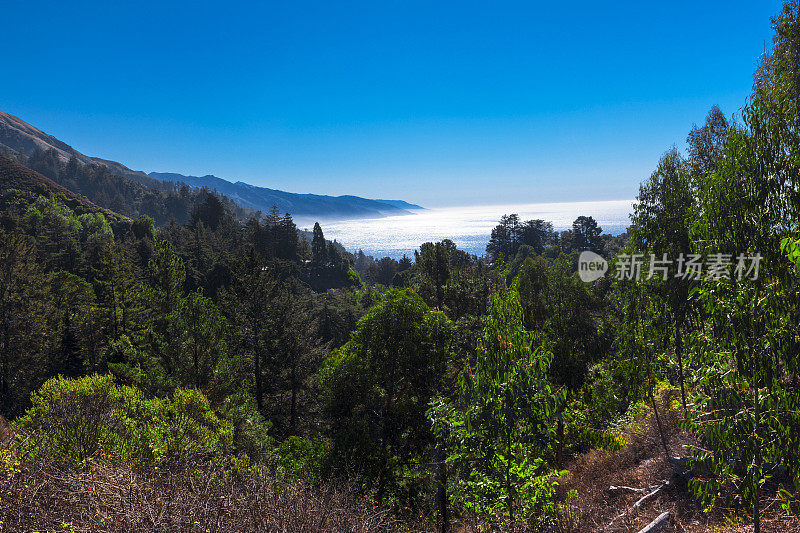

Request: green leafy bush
left=277, top=436, right=329, bottom=484
left=347, top=267, right=363, bottom=287
left=14, top=374, right=232, bottom=466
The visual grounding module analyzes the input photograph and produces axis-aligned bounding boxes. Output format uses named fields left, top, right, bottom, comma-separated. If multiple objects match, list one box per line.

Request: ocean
left=297, top=199, right=634, bottom=260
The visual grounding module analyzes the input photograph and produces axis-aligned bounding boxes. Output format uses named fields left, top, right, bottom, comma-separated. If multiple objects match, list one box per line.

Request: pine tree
left=311, top=222, right=327, bottom=264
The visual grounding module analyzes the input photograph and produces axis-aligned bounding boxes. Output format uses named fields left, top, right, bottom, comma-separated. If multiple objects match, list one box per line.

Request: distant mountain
left=0, top=110, right=423, bottom=221
left=372, top=199, right=424, bottom=210
left=149, top=172, right=424, bottom=220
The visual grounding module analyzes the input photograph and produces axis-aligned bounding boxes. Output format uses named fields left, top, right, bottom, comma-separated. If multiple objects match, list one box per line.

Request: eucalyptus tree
left=630, top=148, right=694, bottom=412
left=430, top=289, right=565, bottom=527
left=515, top=255, right=602, bottom=466
left=612, top=270, right=673, bottom=459
left=685, top=5, right=800, bottom=529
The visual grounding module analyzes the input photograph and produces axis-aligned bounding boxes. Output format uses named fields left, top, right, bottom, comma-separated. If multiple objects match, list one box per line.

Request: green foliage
left=277, top=436, right=329, bottom=484
left=131, top=215, right=156, bottom=241
left=781, top=236, right=800, bottom=268
left=322, top=288, right=454, bottom=501
left=12, top=7, right=800, bottom=526
left=169, top=290, right=228, bottom=390
left=570, top=363, right=627, bottom=452
left=415, top=241, right=451, bottom=307
left=486, top=214, right=555, bottom=262
left=571, top=215, right=604, bottom=255
left=679, top=5, right=800, bottom=522
left=25, top=148, right=252, bottom=226
left=0, top=229, right=58, bottom=417
left=14, top=374, right=233, bottom=466
left=347, top=267, right=362, bottom=287
left=431, top=289, right=567, bottom=526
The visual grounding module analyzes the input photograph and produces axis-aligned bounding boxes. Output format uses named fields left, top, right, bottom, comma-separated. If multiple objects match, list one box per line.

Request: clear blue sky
left=1, top=0, right=783, bottom=206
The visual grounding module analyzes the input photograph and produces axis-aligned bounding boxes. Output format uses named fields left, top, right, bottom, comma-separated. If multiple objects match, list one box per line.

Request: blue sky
left=1, top=0, right=783, bottom=206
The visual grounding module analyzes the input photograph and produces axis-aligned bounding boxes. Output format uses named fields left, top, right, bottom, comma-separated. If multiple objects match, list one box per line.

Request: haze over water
left=299, top=199, right=634, bottom=259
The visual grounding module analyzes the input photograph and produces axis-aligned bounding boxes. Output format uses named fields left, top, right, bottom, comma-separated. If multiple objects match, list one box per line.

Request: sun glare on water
left=298, top=199, right=634, bottom=259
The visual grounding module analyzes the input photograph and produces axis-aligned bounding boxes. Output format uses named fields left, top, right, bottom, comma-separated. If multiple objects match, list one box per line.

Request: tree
left=683, top=7, right=800, bottom=528
left=571, top=216, right=604, bottom=254
left=171, top=290, right=227, bottom=390
left=311, top=222, right=327, bottom=264
left=519, top=219, right=554, bottom=255
left=686, top=105, right=729, bottom=190
left=225, top=250, right=281, bottom=415
left=631, top=147, right=695, bottom=412
left=0, top=230, right=56, bottom=416
left=322, top=288, right=454, bottom=504
left=486, top=214, right=521, bottom=262
left=276, top=213, right=299, bottom=261
left=190, top=191, right=228, bottom=231
left=275, top=296, right=326, bottom=436
left=416, top=242, right=451, bottom=308
left=365, top=256, right=398, bottom=286
left=516, top=255, right=602, bottom=466
left=431, top=289, right=565, bottom=527
left=613, top=273, right=673, bottom=460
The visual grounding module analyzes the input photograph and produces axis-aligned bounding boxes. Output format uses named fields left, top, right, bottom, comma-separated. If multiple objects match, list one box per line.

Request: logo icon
left=578, top=251, right=608, bottom=282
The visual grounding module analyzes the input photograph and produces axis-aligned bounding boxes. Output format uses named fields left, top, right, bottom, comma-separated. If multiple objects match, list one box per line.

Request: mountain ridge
left=0, top=111, right=157, bottom=186
left=0, top=110, right=423, bottom=221
left=148, top=172, right=423, bottom=220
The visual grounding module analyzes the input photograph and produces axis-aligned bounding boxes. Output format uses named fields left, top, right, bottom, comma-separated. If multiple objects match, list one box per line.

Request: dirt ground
left=559, top=391, right=800, bottom=533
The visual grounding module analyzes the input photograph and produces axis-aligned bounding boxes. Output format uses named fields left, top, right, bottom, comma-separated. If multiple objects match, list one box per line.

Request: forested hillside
left=0, top=110, right=424, bottom=222
left=12, top=148, right=254, bottom=226
left=3, top=2, right=800, bottom=532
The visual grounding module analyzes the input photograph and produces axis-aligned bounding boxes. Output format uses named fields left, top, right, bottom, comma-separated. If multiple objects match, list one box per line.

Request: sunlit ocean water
left=297, top=200, right=634, bottom=260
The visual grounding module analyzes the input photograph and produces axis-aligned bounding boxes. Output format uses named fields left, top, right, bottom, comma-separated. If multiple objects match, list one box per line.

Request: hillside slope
left=0, top=110, right=422, bottom=221
left=0, top=111, right=156, bottom=186
left=0, top=155, right=128, bottom=225
left=149, top=172, right=422, bottom=219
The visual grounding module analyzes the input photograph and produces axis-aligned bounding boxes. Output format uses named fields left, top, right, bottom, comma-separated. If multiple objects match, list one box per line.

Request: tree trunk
left=754, top=382, right=760, bottom=533
left=557, top=413, right=564, bottom=469
left=253, top=325, right=263, bottom=414
left=650, top=390, right=670, bottom=459
left=0, top=316, right=9, bottom=413
left=289, top=360, right=297, bottom=435
left=377, top=364, right=396, bottom=504
left=435, top=443, right=448, bottom=533
left=675, top=320, right=687, bottom=414
left=506, top=427, right=514, bottom=523
left=751, top=294, right=761, bottom=533
left=193, top=343, right=199, bottom=389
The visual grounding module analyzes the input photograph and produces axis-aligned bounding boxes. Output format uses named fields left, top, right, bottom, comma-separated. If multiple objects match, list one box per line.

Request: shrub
left=277, top=436, right=329, bottom=484
left=15, top=374, right=123, bottom=462
left=347, top=267, right=363, bottom=287
left=14, top=374, right=232, bottom=466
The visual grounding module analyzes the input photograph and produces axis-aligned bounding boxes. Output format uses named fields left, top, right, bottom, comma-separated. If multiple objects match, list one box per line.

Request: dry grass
left=558, top=390, right=687, bottom=532
left=557, top=390, right=800, bottom=533
left=5, top=398, right=800, bottom=533
left=0, top=453, right=400, bottom=532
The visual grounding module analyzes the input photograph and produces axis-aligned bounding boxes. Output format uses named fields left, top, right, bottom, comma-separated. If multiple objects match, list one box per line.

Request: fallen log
left=607, top=485, right=657, bottom=496
left=606, top=481, right=669, bottom=530
left=637, top=511, right=670, bottom=533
